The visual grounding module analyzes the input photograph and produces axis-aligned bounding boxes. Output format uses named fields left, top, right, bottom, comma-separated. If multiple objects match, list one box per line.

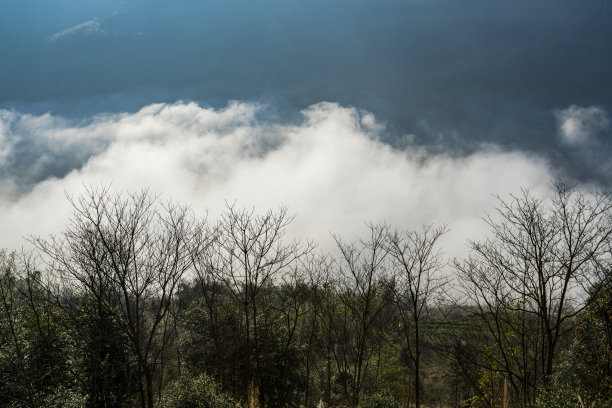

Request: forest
left=0, top=182, right=611, bottom=408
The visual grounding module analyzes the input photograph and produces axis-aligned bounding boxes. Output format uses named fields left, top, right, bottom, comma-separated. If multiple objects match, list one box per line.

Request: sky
left=0, top=0, right=611, bottom=255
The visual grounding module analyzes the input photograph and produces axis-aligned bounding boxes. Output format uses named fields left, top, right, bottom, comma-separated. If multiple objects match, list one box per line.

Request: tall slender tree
left=387, top=224, right=448, bottom=408
left=334, top=223, right=392, bottom=407
left=202, top=203, right=313, bottom=405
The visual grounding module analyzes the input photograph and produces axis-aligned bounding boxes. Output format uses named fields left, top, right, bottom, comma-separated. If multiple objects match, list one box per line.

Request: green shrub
left=160, top=372, right=236, bottom=408
left=358, top=390, right=400, bottom=408
left=42, top=386, right=87, bottom=408
left=534, top=383, right=609, bottom=408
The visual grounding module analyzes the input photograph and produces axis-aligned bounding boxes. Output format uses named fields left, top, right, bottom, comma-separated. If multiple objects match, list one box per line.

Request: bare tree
left=457, top=182, right=612, bottom=405
left=201, top=203, right=313, bottom=404
left=298, top=252, right=335, bottom=407
left=32, top=186, right=205, bottom=408
left=334, top=223, right=392, bottom=407
left=386, top=224, right=448, bottom=408
left=308, top=254, right=342, bottom=406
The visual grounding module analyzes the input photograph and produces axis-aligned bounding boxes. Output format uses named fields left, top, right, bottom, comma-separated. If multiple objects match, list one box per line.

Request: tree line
left=0, top=182, right=611, bottom=408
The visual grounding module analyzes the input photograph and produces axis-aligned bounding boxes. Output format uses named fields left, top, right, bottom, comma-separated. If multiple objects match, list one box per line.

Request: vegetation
left=0, top=182, right=611, bottom=407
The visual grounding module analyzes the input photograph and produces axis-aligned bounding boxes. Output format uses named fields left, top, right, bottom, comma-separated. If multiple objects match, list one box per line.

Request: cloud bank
left=0, top=102, right=555, bottom=257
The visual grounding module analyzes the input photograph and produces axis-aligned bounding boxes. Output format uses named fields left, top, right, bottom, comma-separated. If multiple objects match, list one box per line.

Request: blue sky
left=0, top=0, right=611, bottom=251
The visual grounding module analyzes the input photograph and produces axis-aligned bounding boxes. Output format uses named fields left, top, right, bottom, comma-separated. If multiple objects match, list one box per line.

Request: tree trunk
left=415, top=321, right=420, bottom=408
left=245, top=301, right=252, bottom=397
left=545, top=334, right=555, bottom=381
left=138, top=363, right=145, bottom=408
left=327, top=325, right=332, bottom=405
left=252, top=298, right=261, bottom=389
left=144, top=364, right=154, bottom=408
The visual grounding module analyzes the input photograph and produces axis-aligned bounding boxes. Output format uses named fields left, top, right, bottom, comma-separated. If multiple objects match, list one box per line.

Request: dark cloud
left=0, top=0, right=611, bottom=185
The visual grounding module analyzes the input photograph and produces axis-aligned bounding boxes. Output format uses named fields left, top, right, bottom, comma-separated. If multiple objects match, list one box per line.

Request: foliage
left=532, top=348, right=611, bottom=408
left=533, top=383, right=607, bottom=408
left=375, top=337, right=409, bottom=402
left=575, top=289, right=612, bottom=393
left=41, top=386, right=87, bottom=408
left=358, top=390, right=400, bottom=408
left=159, top=373, right=236, bottom=408
left=0, top=251, right=74, bottom=406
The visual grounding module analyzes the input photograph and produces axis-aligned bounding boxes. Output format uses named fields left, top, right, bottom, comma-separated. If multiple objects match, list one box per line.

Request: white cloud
left=555, top=105, right=609, bottom=145
left=0, top=102, right=554, bottom=259
left=47, top=19, right=105, bottom=42
left=0, top=110, right=15, bottom=164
